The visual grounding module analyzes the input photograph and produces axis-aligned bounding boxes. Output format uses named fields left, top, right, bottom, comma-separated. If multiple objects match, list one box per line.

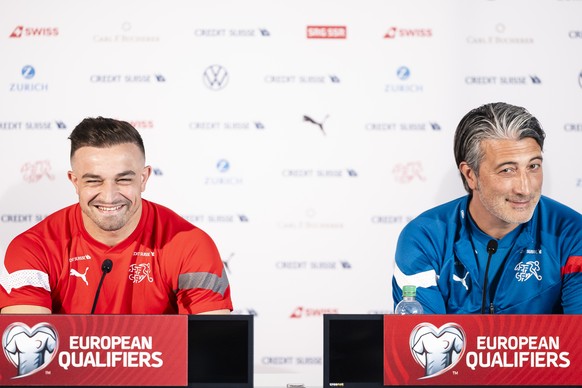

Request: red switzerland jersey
left=0, top=199, right=232, bottom=314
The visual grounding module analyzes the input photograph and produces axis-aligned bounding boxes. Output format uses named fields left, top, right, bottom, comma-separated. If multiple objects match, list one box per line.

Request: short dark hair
left=69, top=117, right=145, bottom=159
left=453, top=102, right=546, bottom=193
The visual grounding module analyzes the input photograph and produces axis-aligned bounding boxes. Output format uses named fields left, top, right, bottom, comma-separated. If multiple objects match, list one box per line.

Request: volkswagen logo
left=203, top=65, right=229, bottom=90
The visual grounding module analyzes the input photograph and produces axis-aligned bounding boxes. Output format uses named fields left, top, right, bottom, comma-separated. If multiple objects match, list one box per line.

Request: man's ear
left=141, top=165, right=152, bottom=192
left=459, top=162, right=478, bottom=191
left=67, top=171, right=80, bottom=195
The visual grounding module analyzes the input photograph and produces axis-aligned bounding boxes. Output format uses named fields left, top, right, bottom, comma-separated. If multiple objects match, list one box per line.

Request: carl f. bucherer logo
left=2, top=322, right=59, bottom=378
left=409, top=322, right=466, bottom=379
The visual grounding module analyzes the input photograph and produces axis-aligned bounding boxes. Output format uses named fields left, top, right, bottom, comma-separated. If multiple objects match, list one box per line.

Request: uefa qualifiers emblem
left=2, top=322, right=59, bottom=378
left=409, top=322, right=465, bottom=379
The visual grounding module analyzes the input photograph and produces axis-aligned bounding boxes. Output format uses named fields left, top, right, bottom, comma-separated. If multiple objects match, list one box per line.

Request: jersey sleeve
left=0, top=233, right=53, bottom=311
left=559, top=218, right=582, bottom=313
left=170, top=228, right=233, bottom=314
left=392, top=219, right=447, bottom=314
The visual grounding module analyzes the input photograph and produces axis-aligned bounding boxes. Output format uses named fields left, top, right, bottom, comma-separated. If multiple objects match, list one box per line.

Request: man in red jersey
left=0, top=117, right=232, bottom=314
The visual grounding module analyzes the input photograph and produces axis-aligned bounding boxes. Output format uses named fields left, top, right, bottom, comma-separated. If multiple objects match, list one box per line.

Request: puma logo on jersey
left=453, top=272, right=470, bottom=290
left=70, top=267, right=89, bottom=286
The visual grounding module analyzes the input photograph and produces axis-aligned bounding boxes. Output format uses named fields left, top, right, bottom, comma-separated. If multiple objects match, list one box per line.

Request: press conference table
left=2, top=313, right=581, bottom=387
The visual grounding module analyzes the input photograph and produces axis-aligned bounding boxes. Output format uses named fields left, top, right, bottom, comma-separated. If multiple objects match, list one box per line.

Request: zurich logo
left=216, top=159, right=230, bottom=172
left=396, top=66, right=410, bottom=80
left=21, top=65, right=36, bottom=79
left=203, top=64, right=229, bottom=90
left=409, top=322, right=465, bottom=379
left=3, top=322, right=59, bottom=378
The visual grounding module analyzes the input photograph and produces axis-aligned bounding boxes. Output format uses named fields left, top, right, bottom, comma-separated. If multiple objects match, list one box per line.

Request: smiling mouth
left=507, top=198, right=533, bottom=208
left=96, top=205, right=124, bottom=212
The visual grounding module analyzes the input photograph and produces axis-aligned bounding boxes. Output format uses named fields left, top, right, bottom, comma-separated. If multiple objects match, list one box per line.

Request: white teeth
left=98, top=206, right=122, bottom=212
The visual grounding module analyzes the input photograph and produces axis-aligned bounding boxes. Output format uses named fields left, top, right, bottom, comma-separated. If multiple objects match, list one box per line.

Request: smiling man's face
left=68, top=143, right=151, bottom=245
left=461, top=137, right=543, bottom=238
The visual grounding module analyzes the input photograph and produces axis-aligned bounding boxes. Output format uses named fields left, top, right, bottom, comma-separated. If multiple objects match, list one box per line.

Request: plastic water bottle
left=394, top=285, right=424, bottom=314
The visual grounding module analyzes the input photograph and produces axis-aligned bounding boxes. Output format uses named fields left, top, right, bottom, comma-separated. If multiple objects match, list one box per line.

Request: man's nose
left=101, top=181, right=118, bottom=201
left=514, top=171, right=531, bottom=195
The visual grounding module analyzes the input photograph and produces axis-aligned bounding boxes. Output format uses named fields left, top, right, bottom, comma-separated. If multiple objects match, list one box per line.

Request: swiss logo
left=129, top=263, right=154, bottom=283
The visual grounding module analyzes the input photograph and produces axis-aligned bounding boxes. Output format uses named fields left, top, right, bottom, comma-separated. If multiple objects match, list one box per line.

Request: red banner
left=384, top=315, right=582, bottom=386
left=0, top=315, right=187, bottom=386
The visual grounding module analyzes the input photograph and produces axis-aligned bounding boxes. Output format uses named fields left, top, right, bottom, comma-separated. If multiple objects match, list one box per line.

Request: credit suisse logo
left=0, top=214, right=46, bottom=223
left=276, top=259, right=352, bottom=271
left=182, top=214, right=250, bottom=224
left=194, top=27, right=271, bottom=37
left=189, top=120, right=266, bottom=131
left=365, top=121, right=441, bottom=131
left=264, top=74, right=340, bottom=85
left=281, top=168, right=358, bottom=178
left=9, top=25, right=59, bottom=38
left=0, top=120, right=66, bottom=131
left=464, top=74, right=542, bottom=85
left=564, top=122, right=582, bottom=132
left=371, top=215, right=413, bottom=225
left=307, top=25, right=347, bottom=39
left=89, top=74, right=166, bottom=83
left=3, top=322, right=59, bottom=378
left=261, top=355, right=321, bottom=366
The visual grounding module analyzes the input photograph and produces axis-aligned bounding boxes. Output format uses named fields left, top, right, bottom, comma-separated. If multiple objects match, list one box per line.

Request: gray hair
left=453, top=102, right=546, bottom=193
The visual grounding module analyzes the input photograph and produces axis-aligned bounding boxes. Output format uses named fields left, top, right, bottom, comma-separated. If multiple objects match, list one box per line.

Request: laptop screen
left=188, top=314, right=253, bottom=388
left=323, top=314, right=383, bottom=388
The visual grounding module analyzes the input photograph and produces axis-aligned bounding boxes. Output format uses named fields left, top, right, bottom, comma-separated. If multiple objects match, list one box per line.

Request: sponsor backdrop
left=1, top=0, right=582, bottom=384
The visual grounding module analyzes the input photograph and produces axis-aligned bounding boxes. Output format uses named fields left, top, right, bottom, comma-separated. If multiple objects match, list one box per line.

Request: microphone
left=91, top=259, right=113, bottom=314
left=481, top=240, right=498, bottom=314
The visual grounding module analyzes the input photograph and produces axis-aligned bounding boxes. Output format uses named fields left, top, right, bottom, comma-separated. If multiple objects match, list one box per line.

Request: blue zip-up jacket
left=392, top=195, right=582, bottom=314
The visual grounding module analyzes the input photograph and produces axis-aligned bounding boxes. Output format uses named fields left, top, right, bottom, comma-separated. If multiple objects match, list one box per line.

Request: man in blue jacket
left=392, top=102, right=582, bottom=314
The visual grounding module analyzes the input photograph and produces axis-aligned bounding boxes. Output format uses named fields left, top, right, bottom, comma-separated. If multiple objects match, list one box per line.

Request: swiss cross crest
left=128, top=263, right=154, bottom=284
